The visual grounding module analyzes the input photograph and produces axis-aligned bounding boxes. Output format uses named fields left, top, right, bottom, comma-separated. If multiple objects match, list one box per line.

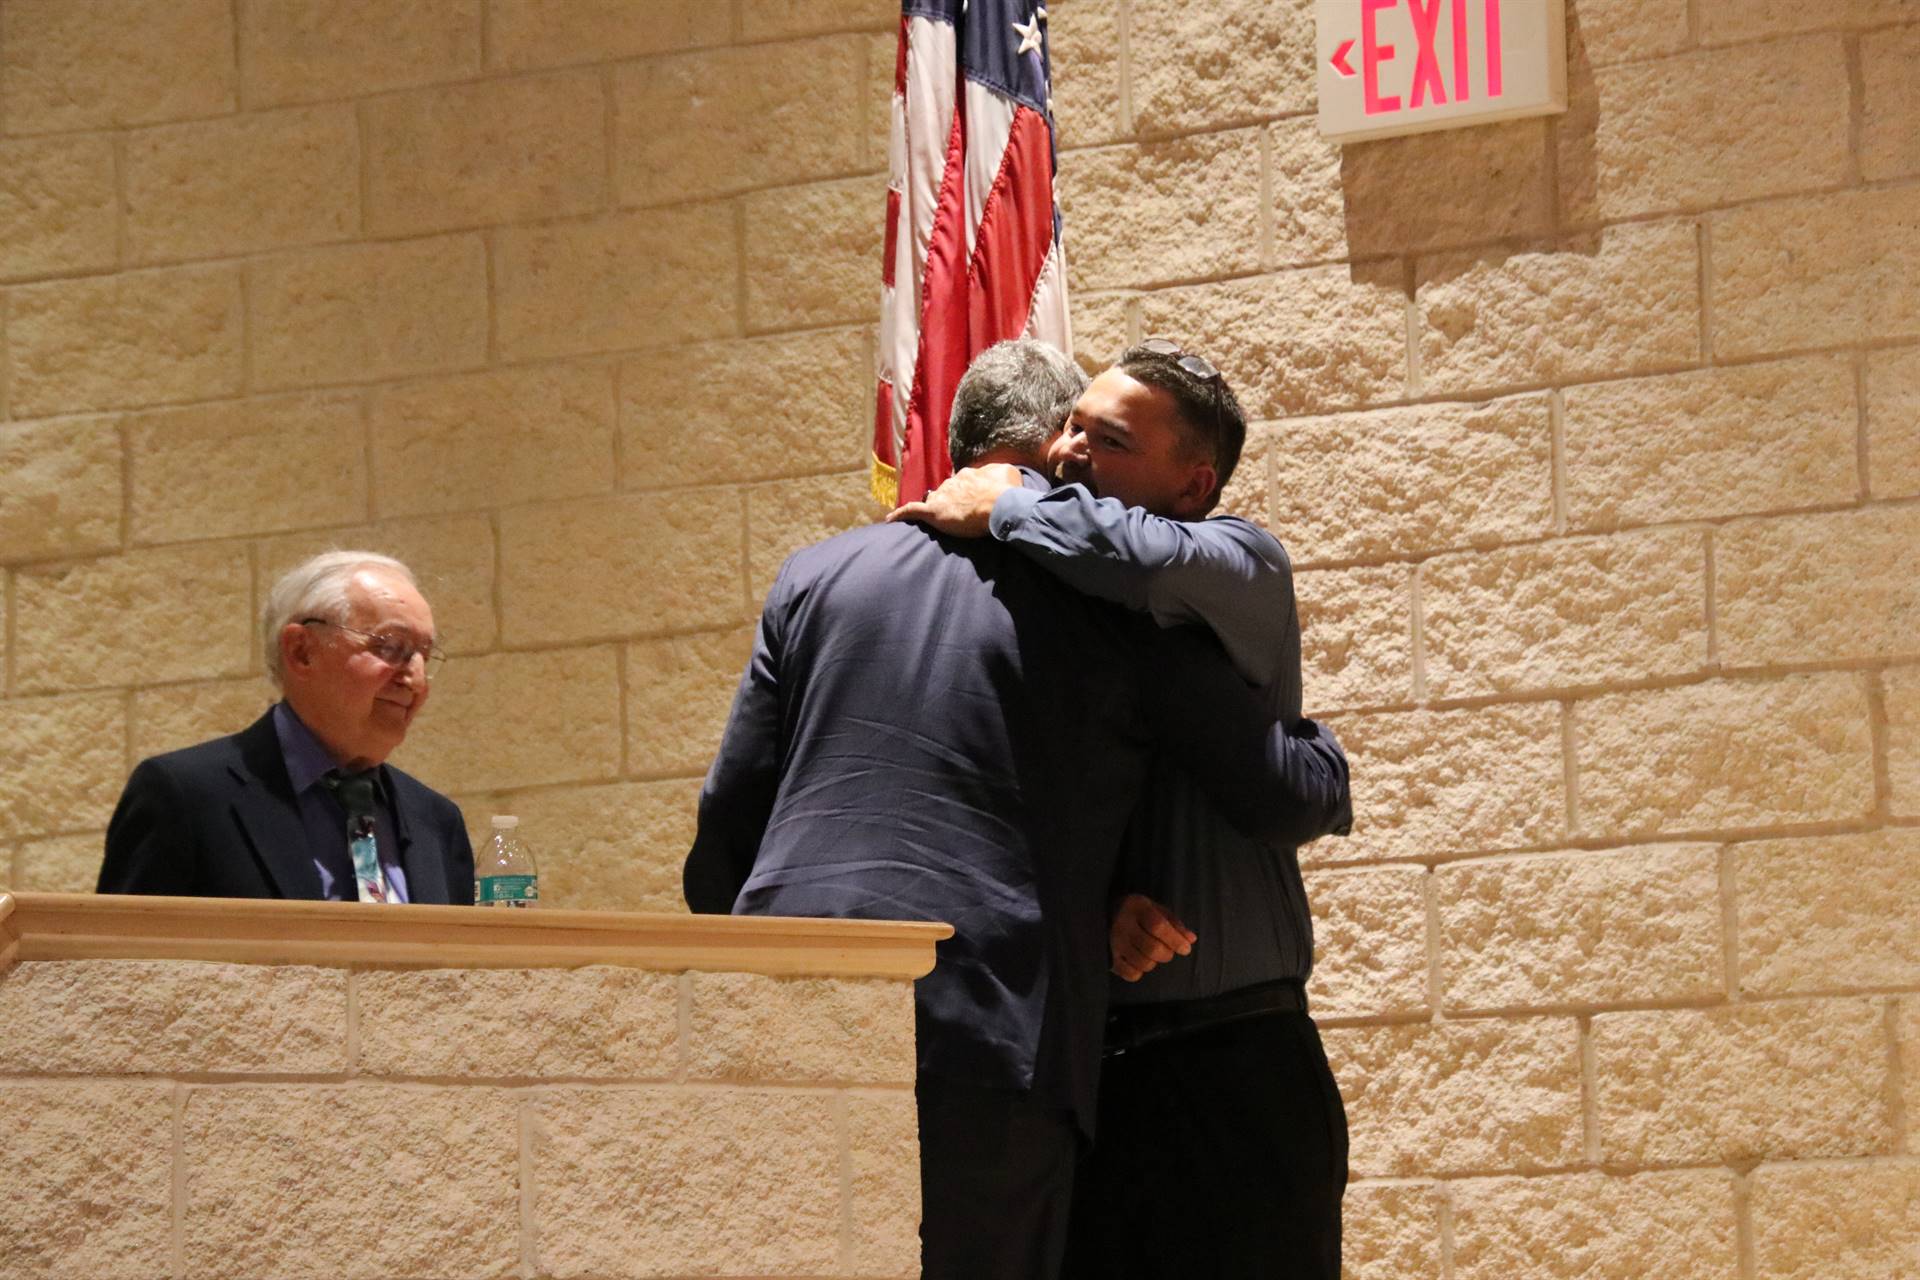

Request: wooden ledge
left=0, top=892, right=950, bottom=980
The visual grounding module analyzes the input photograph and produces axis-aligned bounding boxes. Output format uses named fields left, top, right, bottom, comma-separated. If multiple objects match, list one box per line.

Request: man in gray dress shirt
left=893, top=340, right=1348, bottom=1278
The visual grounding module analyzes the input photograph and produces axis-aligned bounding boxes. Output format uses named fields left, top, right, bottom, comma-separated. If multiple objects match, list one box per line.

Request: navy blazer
left=684, top=497, right=1349, bottom=1133
left=98, top=709, right=475, bottom=905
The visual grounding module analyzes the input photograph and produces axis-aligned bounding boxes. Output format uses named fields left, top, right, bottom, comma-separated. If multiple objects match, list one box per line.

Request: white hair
left=262, top=550, right=417, bottom=689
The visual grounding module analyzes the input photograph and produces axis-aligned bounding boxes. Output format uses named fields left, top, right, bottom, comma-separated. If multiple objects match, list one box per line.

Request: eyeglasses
left=1139, top=337, right=1222, bottom=385
left=301, top=618, right=447, bottom=677
left=1139, top=337, right=1227, bottom=448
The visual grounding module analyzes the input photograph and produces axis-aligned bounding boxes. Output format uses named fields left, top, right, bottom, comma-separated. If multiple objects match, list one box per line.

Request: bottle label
left=478, top=875, right=538, bottom=905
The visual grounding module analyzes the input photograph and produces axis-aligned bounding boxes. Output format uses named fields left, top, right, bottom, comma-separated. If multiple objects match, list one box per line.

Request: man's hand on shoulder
left=886, top=464, right=1024, bottom=538
left=1110, top=893, right=1197, bottom=982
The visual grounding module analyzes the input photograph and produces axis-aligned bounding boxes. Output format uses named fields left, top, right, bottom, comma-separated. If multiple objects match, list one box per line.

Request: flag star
left=1012, top=14, right=1042, bottom=55
left=1037, top=6, right=1049, bottom=18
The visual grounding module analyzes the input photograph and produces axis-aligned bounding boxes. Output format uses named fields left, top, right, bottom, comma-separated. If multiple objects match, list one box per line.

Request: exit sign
left=1316, top=0, right=1566, bottom=143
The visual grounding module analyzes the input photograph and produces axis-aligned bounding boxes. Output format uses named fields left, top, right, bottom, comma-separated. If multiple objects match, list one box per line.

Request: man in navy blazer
left=683, top=340, right=1350, bottom=1280
left=98, top=551, right=473, bottom=905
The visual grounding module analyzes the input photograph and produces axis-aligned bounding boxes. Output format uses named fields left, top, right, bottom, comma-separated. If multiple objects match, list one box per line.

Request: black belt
left=1104, top=978, right=1308, bottom=1057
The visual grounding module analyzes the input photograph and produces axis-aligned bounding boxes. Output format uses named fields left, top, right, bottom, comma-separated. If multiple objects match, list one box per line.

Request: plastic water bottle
left=475, top=815, right=539, bottom=908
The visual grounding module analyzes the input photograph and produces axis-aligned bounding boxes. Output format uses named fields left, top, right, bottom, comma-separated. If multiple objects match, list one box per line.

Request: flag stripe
left=965, top=104, right=1058, bottom=349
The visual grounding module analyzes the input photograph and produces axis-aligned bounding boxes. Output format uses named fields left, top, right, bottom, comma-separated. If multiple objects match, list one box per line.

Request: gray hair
left=262, top=550, right=417, bottom=689
left=947, top=339, right=1089, bottom=468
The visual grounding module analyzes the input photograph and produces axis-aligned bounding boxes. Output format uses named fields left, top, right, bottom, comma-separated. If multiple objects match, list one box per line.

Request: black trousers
left=917, top=1073, right=1081, bottom=1280
left=1060, top=1010, right=1349, bottom=1280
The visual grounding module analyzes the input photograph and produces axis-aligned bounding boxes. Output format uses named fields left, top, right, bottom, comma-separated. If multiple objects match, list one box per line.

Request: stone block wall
left=0, top=955, right=921, bottom=1280
left=2, top=1, right=1918, bottom=1275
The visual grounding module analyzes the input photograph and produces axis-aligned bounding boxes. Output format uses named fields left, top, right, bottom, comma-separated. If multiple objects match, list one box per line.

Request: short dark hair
left=1114, top=341, right=1248, bottom=514
left=948, top=339, right=1089, bottom=468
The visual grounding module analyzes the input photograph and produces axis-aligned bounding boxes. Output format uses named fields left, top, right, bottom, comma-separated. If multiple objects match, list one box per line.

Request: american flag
left=873, top=0, right=1073, bottom=507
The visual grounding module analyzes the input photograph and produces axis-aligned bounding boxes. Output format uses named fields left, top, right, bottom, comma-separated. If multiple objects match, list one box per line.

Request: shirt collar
left=272, top=700, right=382, bottom=799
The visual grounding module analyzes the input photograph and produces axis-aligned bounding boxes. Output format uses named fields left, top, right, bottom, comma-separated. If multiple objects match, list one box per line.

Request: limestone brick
left=498, top=492, right=745, bottom=646
left=13, top=832, right=105, bottom=893
left=1326, top=1017, right=1584, bottom=1176
left=1416, top=222, right=1700, bottom=396
left=1070, top=292, right=1134, bottom=373
left=1592, top=999, right=1893, bottom=1162
left=1712, top=186, right=1920, bottom=358
left=1047, top=0, right=1126, bottom=145
left=1128, top=0, right=1316, bottom=134
left=745, top=472, right=877, bottom=605
left=239, top=0, right=481, bottom=107
left=1450, top=1170, right=1739, bottom=1280
left=613, top=39, right=866, bottom=208
left=1574, top=675, right=1875, bottom=838
left=1868, top=346, right=1920, bottom=499
left=1342, top=1182, right=1445, bottom=1280
left=7, top=267, right=244, bottom=416
left=1862, top=23, right=1920, bottom=181
left=1437, top=845, right=1725, bottom=1013
left=1302, top=866, right=1430, bottom=1019
left=1139, top=265, right=1410, bottom=420
left=847, top=1089, right=922, bottom=1278
left=257, top=513, right=498, bottom=653
left=183, top=1084, right=519, bottom=1279
left=0, top=693, right=124, bottom=840
left=0, top=135, right=116, bottom=281
left=1889, top=666, right=1920, bottom=817
left=14, top=542, right=252, bottom=693
left=494, top=204, right=740, bottom=360
left=863, top=31, right=896, bottom=172
left=1559, top=37, right=1850, bottom=227
left=1751, top=1159, right=1920, bottom=1280
left=365, top=71, right=608, bottom=238
left=1338, top=120, right=1555, bottom=258
left=1266, top=394, right=1554, bottom=565
left=1698, top=1, right=1914, bottom=42
left=533, top=1087, right=842, bottom=1277
left=130, top=679, right=272, bottom=764
left=1561, top=357, right=1860, bottom=531
left=1295, top=565, right=1414, bottom=710
left=1717, top=505, right=1920, bottom=667
left=370, top=363, right=617, bottom=519
left=1421, top=530, right=1709, bottom=699
left=0, top=1082, right=172, bottom=1279
left=356, top=967, right=678, bottom=1078
left=125, top=394, right=368, bottom=545
left=744, top=174, right=886, bottom=331
left=486, top=0, right=730, bottom=71
left=249, top=235, right=489, bottom=390
left=1267, top=118, right=1348, bottom=268
left=0, top=417, right=121, bottom=565
left=0, top=959, right=345, bottom=1074
left=1733, top=830, right=1920, bottom=996
left=124, top=106, right=359, bottom=263
left=1313, top=701, right=1566, bottom=866
left=624, top=626, right=756, bottom=778
left=687, top=971, right=916, bottom=1085
left=389, top=646, right=622, bottom=793
left=0, top=0, right=235, bottom=133
left=1059, top=130, right=1264, bottom=291
left=481, top=779, right=699, bottom=913
left=623, top=329, right=866, bottom=489
left=1571, top=0, right=1692, bottom=66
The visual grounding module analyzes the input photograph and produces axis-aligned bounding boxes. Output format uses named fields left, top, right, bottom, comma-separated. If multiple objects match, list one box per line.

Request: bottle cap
left=490, top=815, right=519, bottom=829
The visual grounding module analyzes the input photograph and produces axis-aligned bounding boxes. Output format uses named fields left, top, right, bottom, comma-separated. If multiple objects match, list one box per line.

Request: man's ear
left=278, top=623, right=315, bottom=677
left=1173, top=462, right=1218, bottom=519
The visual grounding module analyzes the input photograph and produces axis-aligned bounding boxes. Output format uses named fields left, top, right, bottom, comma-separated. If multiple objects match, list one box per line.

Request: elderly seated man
left=97, top=551, right=474, bottom=904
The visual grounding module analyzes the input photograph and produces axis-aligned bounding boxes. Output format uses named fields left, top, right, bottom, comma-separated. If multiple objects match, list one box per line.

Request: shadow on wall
left=1334, top=0, right=1602, bottom=293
